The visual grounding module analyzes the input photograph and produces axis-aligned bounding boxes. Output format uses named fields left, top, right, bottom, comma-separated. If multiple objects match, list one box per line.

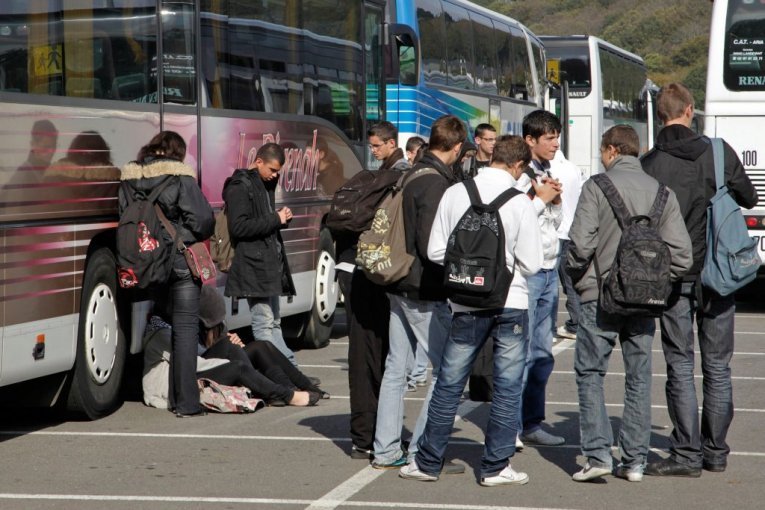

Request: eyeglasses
left=480, top=137, right=497, bottom=143
left=368, top=142, right=386, bottom=149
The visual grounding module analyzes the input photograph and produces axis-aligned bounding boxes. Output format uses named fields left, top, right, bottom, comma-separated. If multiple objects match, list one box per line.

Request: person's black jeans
left=339, top=269, right=390, bottom=450
left=167, top=262, right=203, bottom=415
left=244, top=341, right=318, bottom=392
left=201, top=338, right=293, bottom=404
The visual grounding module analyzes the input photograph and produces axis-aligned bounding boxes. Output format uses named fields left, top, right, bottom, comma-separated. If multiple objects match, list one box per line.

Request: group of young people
left=119, top=80, right=754, bottom=487
left=339, top=82, right=756, bottom=487
left=119, top=133, right=326, bottom=417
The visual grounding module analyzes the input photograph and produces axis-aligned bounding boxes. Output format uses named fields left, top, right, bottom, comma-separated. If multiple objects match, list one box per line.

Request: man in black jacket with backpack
left=372, top=115, right=466, bottom=471
left=641, top=83, right=758, bottom=477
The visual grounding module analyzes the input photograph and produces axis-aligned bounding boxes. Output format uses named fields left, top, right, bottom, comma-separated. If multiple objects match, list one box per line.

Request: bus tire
left=301, top=229, right=338, bottom=349
left=67, top=247, right=127, bottom=419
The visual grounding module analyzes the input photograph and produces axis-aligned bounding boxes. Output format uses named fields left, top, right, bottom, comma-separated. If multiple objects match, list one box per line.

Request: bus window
left=723, top=1, right=765, bottom=91
left=530, top=36, right=546, bottom=103
left=303, top=0, right=363, bottom=141
left=470, top=11, right=497, bottom=95
left=415, top=0, right=446, bottom=85
left=364, top=3, right=384, bottom=123
left=161, top=1, right=196, bottom=105
left=493, top=20, right=513, bottom=97
left=509, top=25, right=531, bottom=101
left=442, top=1, right=474, bottom=90
left=0, top=0, right=157, bottom=101
left=546, top=43, right=591, bottom=95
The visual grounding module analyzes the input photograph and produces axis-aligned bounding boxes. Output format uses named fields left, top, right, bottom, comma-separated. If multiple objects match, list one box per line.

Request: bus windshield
left=724, top=0, right=765, bottom=90
left=545, top=43, right=592, bottom=96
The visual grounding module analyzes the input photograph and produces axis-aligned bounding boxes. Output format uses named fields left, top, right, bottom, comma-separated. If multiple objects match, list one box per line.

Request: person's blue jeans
left=408, top=342, right=429, bottom=385
left=557, top=239, right=580, bottom=333
left=248, top=296, right=297, bottom=367
left=659, top=281, right=735, bottom=468
left=522, top=268, right=558, bottom=433
left=415, top=308, right=528, bottom=478
left=374, top=294, right=451, bottom=464
left=575, top=301, right=654, bottom=469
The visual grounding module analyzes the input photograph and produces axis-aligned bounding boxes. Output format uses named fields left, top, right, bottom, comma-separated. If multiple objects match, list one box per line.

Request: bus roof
left=540, top=35, right=644, bottom=64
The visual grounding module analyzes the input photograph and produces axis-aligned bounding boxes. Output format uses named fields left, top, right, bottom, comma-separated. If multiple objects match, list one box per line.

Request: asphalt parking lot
left=1, top=294, right=764, bottom=510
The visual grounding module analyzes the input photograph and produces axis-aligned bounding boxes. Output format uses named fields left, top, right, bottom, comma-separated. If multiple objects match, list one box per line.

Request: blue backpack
left=700, top=138, right=760, bottom=296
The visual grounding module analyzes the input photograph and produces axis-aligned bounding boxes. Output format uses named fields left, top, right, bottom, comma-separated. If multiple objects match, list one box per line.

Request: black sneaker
left=350, top=445, right=373, bottom=460
left=645, top=458, right=701, bottom=477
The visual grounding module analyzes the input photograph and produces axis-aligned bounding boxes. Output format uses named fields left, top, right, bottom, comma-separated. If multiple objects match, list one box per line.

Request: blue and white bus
left=385, top=0, right=548, bottom=145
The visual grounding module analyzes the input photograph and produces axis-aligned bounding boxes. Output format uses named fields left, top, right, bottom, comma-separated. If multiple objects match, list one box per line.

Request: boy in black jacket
left=224, top=143, right=297, bottom=367
left=641, top=83, right=758, bottom=477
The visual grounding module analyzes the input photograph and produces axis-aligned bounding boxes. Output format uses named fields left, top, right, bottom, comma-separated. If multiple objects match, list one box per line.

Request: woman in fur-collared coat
left=119, top=131, right=214, bottom=417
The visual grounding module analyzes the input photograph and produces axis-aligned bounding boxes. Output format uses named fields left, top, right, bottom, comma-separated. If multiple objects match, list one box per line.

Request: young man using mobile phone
left=223, top=142, right=299, bottom=366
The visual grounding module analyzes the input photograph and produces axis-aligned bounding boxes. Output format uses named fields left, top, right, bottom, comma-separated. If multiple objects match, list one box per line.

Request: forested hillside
left=476, top=0, right=713, bottom=105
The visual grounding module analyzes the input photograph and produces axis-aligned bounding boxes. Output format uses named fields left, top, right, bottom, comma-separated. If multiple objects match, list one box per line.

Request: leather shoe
left=645, top=458, right=701, bottom=477
left=442, top=460, right=466, bottom=475
left=703, top=459, right=727, bottom=472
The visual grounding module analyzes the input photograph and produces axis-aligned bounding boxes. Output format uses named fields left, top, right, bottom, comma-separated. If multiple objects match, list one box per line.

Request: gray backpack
left=591, top=173, right=672, bottom=317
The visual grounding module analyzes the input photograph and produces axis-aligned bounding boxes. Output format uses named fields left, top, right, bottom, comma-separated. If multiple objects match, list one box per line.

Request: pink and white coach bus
left=0, top=0, right=417, bottom=418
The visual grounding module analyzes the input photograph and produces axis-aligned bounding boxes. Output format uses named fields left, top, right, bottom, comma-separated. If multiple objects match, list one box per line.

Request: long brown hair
left=137, top=130, right=187, bottom=162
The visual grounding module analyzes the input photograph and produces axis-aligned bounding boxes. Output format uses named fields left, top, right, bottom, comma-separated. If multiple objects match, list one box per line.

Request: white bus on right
left=707, top=0, right=765, bottom=266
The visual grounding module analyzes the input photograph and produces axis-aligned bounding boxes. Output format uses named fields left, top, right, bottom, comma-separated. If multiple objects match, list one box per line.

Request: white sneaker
left=399, top=461, right=438, bottom=482
left=556, top=325, right=577, bottom=340
left=572, top=462, right=612, bottom=482
left=480, top=465, right=529, bottom=486
left=515, top=433, right=524, bottom=451
left=614, top=463, right=644, bottom=482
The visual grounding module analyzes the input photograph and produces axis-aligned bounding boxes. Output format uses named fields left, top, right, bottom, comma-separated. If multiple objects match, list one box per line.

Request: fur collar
left=120, top=159, right=196, bottom=181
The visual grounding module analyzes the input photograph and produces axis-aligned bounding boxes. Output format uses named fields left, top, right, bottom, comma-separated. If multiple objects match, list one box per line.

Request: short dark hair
left=522, top=110, right=562, bottom=139
left=474, top=123, right=496, bottom=139
left=491, top=135, right=531, bottom=167
left=256, top=142, right=286, bottom=165
left=601, top=125, right=640, bottom=157
left=405, top=136, right=426, bottom=153
left=367, top=121, right=398, bottom=142
left=428, top=115, right=467, bottom=152
left=657, top=82, right=694, bottom=123
left=138, top=130, right=187, bottom=162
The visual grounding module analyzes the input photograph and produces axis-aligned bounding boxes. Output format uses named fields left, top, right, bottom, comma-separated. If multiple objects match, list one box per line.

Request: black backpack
left=117, top=178, right=175, bottom=289
left=443, top=179, right=522, bottom=308
left=591, top=173, right=672, bottom=317
left=326, top=168, right=403, bottom=233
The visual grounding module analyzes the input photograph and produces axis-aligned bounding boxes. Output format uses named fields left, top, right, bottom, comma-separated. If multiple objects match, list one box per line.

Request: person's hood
left=654, top=124, right=709, bottom=162
left=416, top=151, right=459, bottom=184
left=120, top=157, right=196, bottom=181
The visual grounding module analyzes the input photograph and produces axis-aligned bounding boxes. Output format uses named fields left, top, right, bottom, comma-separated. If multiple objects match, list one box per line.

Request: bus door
left=158, top=1, right=200, bottom=175
left=363, top=1, right=386, bottom=168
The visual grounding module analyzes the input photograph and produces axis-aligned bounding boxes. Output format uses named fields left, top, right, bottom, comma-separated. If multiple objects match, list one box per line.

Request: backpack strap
left=400, top=166, right=439, bottom=190
left=590, top=173, right=631, bottom=230
left=710, top=138, right=725, bottom=191
left=463, top=179, right=522, bottom=209
left=647, top=184, right=669, bottom=225
left=125, top=176, right=174, bottom=207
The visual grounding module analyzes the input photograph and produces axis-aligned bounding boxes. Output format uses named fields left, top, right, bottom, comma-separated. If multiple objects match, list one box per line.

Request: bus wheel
left=67, top=247, right=126, bottom=419
left=302, top=229, right=338, bottom=349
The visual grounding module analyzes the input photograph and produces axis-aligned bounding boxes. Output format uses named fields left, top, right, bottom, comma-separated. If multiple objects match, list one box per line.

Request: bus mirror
left=386, top=24, right=419, bottom=86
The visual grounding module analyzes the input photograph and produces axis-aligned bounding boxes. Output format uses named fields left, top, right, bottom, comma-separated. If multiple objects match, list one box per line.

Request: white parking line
left=305, top=466, right=386, bottom=509
left=0, top=493, right=576, bottom=510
